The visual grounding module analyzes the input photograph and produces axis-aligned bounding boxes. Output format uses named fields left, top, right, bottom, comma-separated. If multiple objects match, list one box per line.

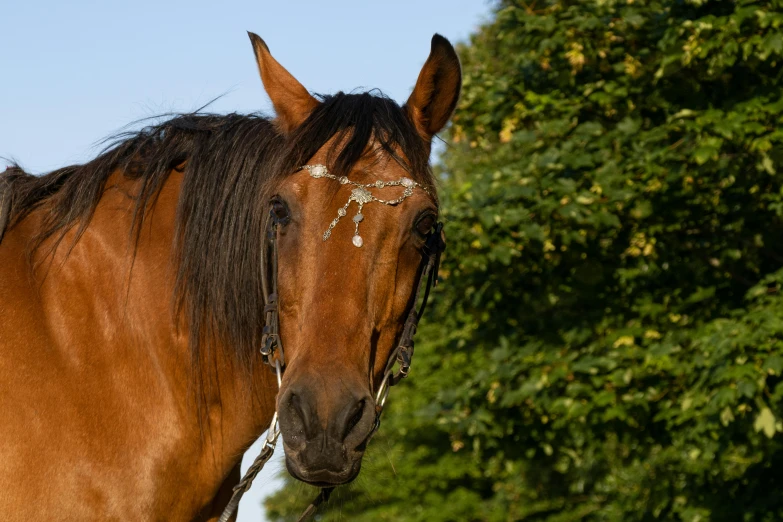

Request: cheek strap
left=372, top=221, right=446, bottom=423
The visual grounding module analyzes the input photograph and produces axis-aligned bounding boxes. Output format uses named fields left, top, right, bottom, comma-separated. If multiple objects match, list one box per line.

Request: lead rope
left=218, top=361, right=282, bottom=522
left=218, top=215, right=445, bottom=522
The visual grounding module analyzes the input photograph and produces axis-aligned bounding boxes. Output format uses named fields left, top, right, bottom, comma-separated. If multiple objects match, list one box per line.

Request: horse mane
left=0, top=91, right=434, bottom=382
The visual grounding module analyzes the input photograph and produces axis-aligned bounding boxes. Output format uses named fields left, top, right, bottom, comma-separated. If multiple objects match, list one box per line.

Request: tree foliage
left=266, top=1, right=783, bottom=520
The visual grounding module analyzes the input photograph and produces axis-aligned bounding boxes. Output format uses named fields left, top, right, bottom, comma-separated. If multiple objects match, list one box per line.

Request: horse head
left=248, top=32, right=461, bottom=486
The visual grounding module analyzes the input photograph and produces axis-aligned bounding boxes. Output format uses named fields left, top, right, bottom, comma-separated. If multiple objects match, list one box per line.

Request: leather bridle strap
left=260, top=213, right=285, bottom=369
left=371, top=221, right=445, bottom=429
left=218, top=213, right=285, bottom=522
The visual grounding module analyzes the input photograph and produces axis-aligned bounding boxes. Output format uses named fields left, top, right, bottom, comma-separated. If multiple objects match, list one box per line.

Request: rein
left=218, top=206, right=445, bottom=522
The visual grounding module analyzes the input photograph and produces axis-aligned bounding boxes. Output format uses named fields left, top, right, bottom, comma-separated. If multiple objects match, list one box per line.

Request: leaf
left=754, top=407, right=777, bottom=439
left=764, top=355, right=783, bottom=376
left=761, top=33, right=783, bottom=58
left=760, top=155, right=776, bottom=174
left=613, top=336, right=635, bottom=348
left=617, top=118, right=640, bottom=135
left=720, top=406, right=735, bottom=426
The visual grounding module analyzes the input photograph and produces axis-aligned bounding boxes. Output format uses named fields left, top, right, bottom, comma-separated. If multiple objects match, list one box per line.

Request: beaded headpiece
left=301, top=164, right=432, bottom=248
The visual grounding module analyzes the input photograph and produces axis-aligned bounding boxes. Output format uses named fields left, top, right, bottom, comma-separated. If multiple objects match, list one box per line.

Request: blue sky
left=1, top=0, right=492, bottom=519
left=2, top=1, right=492, bottom=172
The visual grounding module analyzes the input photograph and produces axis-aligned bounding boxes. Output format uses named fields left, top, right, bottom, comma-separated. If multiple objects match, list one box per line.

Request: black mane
left=0, top=91, right=434, bottom=381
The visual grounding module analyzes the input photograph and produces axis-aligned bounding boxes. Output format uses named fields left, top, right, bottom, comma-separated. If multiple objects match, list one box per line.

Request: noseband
left=219, top=185, right=445, bottom=522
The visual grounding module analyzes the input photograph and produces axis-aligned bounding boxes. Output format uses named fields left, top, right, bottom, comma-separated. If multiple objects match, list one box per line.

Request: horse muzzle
left=278, top=382, right=376, bottom=486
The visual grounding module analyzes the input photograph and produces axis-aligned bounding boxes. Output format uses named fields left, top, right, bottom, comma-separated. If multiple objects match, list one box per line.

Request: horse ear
left=248, top=32, right=319, bottom=134
left=405, top=34, right=462, bottom=141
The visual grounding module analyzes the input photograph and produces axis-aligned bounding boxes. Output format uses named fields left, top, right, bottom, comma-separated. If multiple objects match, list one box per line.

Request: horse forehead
left=286, top=161, right=411, bottom=195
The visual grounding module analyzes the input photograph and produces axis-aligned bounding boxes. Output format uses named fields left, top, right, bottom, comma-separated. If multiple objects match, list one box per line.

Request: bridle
left=372, top=218, right=444, bottom=423
left=219, top=200, right=445, bottom=522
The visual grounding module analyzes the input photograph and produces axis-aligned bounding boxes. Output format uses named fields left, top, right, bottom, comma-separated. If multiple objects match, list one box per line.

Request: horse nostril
left=286, top=392, right=313, bottom=439
left=289, top=393, right=302, bottom=416
left=281, top=387, right=374, bottom=448
left=343, top=398, right=367, bottom=440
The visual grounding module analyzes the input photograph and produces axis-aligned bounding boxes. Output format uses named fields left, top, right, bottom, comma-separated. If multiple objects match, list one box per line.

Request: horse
left=0, top=31, right=460, bottom=520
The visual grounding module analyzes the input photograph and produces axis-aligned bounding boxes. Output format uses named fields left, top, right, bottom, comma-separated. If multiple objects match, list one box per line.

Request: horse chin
left=284, top=453, right=363, bottom=487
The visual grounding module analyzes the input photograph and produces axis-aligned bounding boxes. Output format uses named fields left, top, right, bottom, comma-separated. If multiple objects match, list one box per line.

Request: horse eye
left=415, top=213, right=436, bottom=237
left=271, top=200, right=290, bottom=225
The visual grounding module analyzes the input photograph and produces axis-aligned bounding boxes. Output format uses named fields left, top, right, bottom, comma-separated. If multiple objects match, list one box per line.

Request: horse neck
left=27, top=168, right=276, bottom=507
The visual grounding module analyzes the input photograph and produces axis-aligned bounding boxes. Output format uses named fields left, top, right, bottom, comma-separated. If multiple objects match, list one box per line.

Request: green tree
left=266, top=1, right=783, bottom=520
